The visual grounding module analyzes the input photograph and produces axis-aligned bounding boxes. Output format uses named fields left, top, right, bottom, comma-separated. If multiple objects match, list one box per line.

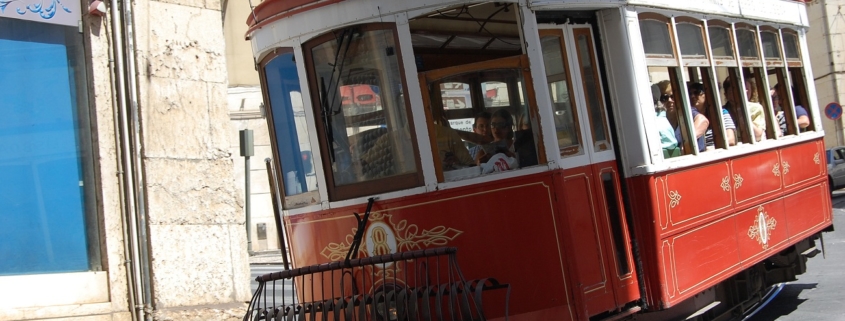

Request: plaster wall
left=807, top=0, right=845, bottom=147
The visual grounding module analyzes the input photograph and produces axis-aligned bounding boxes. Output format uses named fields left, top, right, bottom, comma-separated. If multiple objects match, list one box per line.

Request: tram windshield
left=304, top=24, right=423, bottom=200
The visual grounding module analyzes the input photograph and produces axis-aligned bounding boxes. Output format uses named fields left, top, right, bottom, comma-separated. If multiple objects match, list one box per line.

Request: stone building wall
left=131, top=0, right=251, bottom=316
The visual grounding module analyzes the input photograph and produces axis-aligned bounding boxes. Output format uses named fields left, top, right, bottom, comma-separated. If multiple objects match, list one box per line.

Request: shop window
left=304, top=24, right=422, bottom=200
left=0, top=18, right=100, bottom=275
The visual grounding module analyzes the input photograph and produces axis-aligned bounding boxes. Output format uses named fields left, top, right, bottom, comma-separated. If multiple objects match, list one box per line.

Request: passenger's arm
left=457, top=130, right=493, bottom=145
left=726, top=129, right=737, bottom=146
left=693, top=114, right=709, bottom=138
left=752, top=125, right=764, bottom=141
left=797, top=115, right=811, bottom=129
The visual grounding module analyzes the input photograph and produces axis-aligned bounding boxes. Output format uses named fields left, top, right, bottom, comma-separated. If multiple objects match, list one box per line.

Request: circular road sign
left=825, top=102, right=842, bottom=120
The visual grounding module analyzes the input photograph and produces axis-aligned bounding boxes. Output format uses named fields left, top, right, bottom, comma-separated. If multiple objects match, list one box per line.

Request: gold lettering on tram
left=370, top=226, right=391, bottom=256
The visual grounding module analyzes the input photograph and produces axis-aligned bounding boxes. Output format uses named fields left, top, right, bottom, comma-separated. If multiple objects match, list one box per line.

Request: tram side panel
left=285, top=172, right=582, bottom=321
left=626, top=139, right=832, bottom=309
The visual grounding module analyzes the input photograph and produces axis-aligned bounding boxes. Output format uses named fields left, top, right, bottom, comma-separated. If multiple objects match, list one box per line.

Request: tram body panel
left=287, top=171, right=580, bottom=320
left=626, top=139, right=832, bottom=308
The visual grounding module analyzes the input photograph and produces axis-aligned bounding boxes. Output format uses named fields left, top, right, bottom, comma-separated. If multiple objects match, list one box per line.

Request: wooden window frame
left=419, top=55, right=546, bottom=182
left=735, top=24, right=762, bottom=67
left=675, top=17, right=709, bottom=66
left=572, top=27, right=613, bottom=152
left=707, top=21, right=737, bottom=67
left=302, top=23, right=424, bottom=201
left=759, top=26, right=784, bottom=67
left=781, top=29, right=803, bottom=67
left=539, top=29, right=583, bottom=157
left=639, top=13, right=678, bottom=66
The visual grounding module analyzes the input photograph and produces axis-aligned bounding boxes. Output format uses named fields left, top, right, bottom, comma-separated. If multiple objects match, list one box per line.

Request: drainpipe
left=118, top=1, right=155, bottom=317
left=106, top=23, right=139, bottom=321
left=109, top=0, right=154, bottom=319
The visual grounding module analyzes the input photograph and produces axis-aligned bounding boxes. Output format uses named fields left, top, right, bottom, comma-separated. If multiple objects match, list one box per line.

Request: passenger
left=723, top=78, right=765, bottom=142
left=467, top=111, right=492, bottom=159
left=476, top=109, right=518, bottom=173
left=431, top=110, right=475, bottom=170
left=657, top=80, right=708, bottom=153
left=652, top=83, right=679, bottom=157
left=513, top=112, right=538, bottom=167
left=688, top=82, right=736, bottom=148
left=790, top=85, right=811, bottom=131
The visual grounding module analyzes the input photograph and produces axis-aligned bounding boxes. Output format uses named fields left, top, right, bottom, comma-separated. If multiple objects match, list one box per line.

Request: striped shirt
left=705, top=108, right=736, bottom=147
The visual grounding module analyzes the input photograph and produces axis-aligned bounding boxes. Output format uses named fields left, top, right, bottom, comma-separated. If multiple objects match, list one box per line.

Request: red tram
left=246, top=0, right=831, bottom=320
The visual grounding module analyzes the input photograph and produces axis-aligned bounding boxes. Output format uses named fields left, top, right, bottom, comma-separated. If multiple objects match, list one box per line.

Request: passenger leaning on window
left=657, top=80, right=708, bottom=153
left=652, top=83, right=679, bottom=158
left=723, top=78, right=765, bottom=142
left=688, top=82, right=736, bottom=148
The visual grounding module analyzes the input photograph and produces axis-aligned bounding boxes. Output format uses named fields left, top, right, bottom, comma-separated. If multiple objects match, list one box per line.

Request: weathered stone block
left=145, top=158, right=242, bottom=225
left=144, top=2, right=227, bottom=83
left=148, top=224, right=249, bottom=307
left=143, top=77, right=210, bottom=158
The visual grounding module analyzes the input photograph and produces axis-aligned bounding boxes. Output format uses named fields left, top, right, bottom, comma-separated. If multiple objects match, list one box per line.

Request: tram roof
left=246, top=0, right=811, bottom=39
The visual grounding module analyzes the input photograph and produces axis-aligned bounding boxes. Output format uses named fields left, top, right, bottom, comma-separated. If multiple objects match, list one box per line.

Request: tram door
left=539, top=24, right=639, bottom=315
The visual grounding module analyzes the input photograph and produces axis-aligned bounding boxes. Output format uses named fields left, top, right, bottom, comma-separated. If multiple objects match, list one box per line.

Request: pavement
left=249, top=250, right=288, bottom=265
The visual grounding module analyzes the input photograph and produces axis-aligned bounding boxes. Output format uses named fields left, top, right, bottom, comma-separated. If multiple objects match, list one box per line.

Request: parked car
left=827, top=146, right=845, bottom=191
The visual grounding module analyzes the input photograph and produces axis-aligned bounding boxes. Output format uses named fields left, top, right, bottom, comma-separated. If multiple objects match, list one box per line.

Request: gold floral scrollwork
left=782, top=161, right=790, bottom=175
left=734, top=174, right=744, bottom=189
left=772, top=163, right=780, bottom=177
left=721, top=176, right=731, bottom=192
left=668, top=190, right=682, bottom=208
left=321, top=211, right=464, bottom=261
left=814, top=152, right=821, bottom=165
left=747, top=205, right=777, bottom=250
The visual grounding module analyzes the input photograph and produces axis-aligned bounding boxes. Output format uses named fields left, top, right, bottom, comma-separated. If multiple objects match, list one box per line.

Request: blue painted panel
left=0, top=19, right=89, bottom=274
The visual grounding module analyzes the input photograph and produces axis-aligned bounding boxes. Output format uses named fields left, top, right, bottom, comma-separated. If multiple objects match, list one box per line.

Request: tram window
left=262, top=51, right=319, bottom=207
left=677, top=23, right=706, bottom=58
left=718, top=67, right=755, bottom=145
left=539, top=31, right=583, bottom=157
left=686, top=67, right=735, bottom=150
left=304, top=24, right=422, bottom=200
left=482, top=81, right=511, bottom=108
left=648, top=67, right=701, bottom=158
left=743, top=68, right=778, bottom=141
left=736, top=28, right=759, bottom=59
left=769, top=69, right=803, bottom=136
left=760, top=31, right=781, bottom=60
left=708, top=26, right=734, bottom=58
left=788, top=67, right=814, bottom=132
left=423, top=60, right=542, bottom=181
left=574, top=30, right=611, bottom=151
left=639, top=19, right=674, bottom=57
left=783, top=32, right=800, bottom=60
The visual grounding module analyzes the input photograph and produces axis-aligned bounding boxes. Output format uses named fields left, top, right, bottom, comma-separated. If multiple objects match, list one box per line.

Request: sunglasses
left=490, top=121, right=510, bottom=129
left=659, top=94, right=672, bottom=102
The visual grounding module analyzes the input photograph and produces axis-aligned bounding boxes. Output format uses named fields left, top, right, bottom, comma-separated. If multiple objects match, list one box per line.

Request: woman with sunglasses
left=652, top=82, right=679, bottom=157
left=657, top=80, right=709, bottom=153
